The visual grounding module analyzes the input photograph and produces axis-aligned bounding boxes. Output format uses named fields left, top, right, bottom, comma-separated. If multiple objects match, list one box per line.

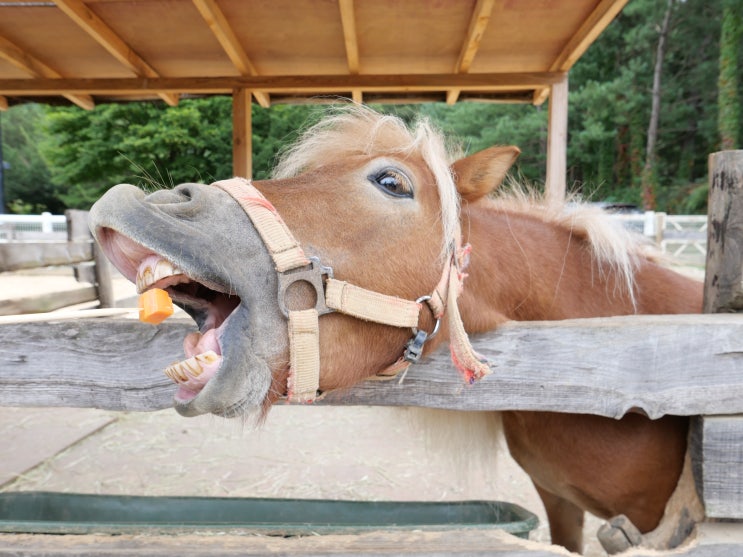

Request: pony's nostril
left=173, top=183, right=205, bottom=201
left=144, top=183, right=203, bottom=205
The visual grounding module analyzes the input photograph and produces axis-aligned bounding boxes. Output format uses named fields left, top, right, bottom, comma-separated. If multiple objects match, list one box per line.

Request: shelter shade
left=0, top=0, right=627, bottom=107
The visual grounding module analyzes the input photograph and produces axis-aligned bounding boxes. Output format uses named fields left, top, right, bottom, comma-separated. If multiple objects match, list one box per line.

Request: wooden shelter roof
left=0, top=0, right=628, bottom=110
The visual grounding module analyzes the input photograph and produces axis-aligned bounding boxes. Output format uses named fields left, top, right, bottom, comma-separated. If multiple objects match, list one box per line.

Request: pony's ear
left=451, top=146, right=520, bottom=202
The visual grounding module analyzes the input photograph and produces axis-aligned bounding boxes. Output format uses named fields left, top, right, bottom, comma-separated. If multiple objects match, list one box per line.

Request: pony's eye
left=369, top=168, right=413, bottom=199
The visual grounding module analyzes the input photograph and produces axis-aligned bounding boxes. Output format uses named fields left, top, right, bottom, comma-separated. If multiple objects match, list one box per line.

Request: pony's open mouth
left=102, top=231, right=242, bottom=403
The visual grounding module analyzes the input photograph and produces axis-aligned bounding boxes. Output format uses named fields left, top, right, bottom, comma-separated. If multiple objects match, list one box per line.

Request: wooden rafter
left=338, top=0, right=362, bottom=103
left=533, top=0, right=629, bottom=104
left=52, top=0, right=179, bottom=107
left=0, top=72, right=566, bottom=96
left=446, top=0, right=495, bottom=105
left=0, top=34, right=94, bottom=110
left=191, top=0, right=270, bottom=108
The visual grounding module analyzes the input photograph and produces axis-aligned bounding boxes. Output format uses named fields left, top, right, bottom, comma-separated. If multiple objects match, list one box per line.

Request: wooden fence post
left=692, top=149, right=743, bottom=524
left=65, top=209, right=114, bottom=309
left=703, top=150, right=743, bottom=313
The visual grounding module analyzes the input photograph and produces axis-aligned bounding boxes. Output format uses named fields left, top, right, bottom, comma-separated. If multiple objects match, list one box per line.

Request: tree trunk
left=718, top=0, right=742, bottom=151
left=641, top=0, right=675, bottom=210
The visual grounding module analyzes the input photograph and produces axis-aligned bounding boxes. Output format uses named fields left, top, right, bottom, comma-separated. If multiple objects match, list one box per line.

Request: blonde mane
left=492, top=183, right=646, bottom=306
left=272, top=105, right=460, bottom=261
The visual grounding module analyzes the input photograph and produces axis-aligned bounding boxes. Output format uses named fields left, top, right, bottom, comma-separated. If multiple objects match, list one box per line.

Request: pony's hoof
left=597, top=514, right=643, bottom=554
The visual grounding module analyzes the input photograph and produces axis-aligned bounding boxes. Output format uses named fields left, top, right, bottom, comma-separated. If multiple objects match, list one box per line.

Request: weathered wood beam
left=0, top=526, right=740, bottom=556
left=533, top=0, right=629, bottom=105
left=446, top=0, right=495, bottom=105
left=0, top=34, right=94, bottom=110
left=0, top=287, right=97, bottom=316
left=52, top=0, right=179, bottom=107
left=0, top=72, right=565, bottom=96
left=692, top=415, right=743, bottom=519
left=0, top=241, right=93, bottom=272
left=232, top=88, right=252, bottom=179
left=191, top=0, right=270, bottom=108
left=544, top=74, right=568, bottom=203
left=1, top=314, right=742, bottom=418
left=704, top=150, right=743, bottom=313
left=338, top=0, right=362, bottom=103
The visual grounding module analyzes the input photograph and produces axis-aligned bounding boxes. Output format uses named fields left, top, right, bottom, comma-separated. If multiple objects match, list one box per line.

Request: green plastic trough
left=0, top=492, right=538, bottom=538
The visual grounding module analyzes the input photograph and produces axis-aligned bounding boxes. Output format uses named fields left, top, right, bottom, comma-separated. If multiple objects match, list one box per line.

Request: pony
left=89, top=106, right=703, bottom=554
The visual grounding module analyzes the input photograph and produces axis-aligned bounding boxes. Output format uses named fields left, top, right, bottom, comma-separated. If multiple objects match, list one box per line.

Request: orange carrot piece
left=138, top=288, right=174, bottom=324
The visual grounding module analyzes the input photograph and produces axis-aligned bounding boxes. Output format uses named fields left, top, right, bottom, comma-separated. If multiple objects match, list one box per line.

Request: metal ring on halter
left=412, top=295, right=441, bottom=339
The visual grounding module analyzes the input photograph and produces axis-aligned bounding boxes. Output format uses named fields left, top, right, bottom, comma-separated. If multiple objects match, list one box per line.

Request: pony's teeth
left=136, top=257, right=183, bottom=293
left=164, top=351, right=219, bottom=384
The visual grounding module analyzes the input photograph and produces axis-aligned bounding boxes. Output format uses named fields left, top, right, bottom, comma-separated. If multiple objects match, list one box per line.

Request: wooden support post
left=544, top=74, right=568, bottom=205
left=704, top=150, right=743, bottom=313
left=691, top=150, right=743, bottom=527
left=232, top=88, right=252, bottom=179
left=66, top=209, right=114, bottom=308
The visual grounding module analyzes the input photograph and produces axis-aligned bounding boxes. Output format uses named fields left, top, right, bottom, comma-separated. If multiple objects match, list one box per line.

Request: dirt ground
left=0, top=269, right=620, bottom=555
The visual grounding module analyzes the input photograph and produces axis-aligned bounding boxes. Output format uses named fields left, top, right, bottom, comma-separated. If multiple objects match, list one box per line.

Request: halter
left=213, top=177, right=490, bottom=402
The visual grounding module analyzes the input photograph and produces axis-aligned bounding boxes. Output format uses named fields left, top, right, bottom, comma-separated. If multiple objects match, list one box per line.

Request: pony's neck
left=457, top=199, right=703, bottom=333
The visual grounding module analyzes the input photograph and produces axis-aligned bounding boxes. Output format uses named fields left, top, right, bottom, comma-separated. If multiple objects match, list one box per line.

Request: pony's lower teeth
left=164, top=351, right=220, bottom=384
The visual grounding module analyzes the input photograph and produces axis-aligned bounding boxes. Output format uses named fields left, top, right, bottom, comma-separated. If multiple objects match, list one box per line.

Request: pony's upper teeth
left=136, top=255, right=184, bottom=293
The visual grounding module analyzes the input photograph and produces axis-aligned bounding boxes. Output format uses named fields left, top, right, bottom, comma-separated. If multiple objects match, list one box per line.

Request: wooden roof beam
left=192, top=0, right=270, bottom=108
left=0, top=34, right=94, bottom=110
left=446, top=0, right=495, bottom=105
left=0, top=96, right=7, bottom=111
left=338, top=0, right=362, bottom=103
left=52, top=0, right=179, bottom=107
left=0, top=72, right=565, bottom=96
left=533, top=0, right=629, bottom=104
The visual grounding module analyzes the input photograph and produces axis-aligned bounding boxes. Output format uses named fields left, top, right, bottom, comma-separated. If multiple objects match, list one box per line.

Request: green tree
left=718, top=0, right=742, bottom=150
left=1, top=104, right=57, bottom=213
left=40, top=99, right=319, bottom=209
left=41, top=98, right=233, bottom=209
left=569, top=0, right=722, bottom=211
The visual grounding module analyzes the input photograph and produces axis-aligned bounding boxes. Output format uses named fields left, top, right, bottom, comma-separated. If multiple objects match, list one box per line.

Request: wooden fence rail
left=0, top=210, right=114, bottom=314
left=1, top=314, right=741, bottom=419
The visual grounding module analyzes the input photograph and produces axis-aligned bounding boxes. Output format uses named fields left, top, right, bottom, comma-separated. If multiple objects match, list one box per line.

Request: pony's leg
left=534, top=483, right=585, bottom=554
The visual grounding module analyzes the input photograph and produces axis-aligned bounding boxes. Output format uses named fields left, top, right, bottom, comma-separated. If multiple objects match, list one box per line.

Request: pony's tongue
left=184, top=329, right=220, bottom=357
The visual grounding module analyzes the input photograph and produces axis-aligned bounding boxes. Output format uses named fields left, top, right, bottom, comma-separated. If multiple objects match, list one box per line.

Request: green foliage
left=718, top=0, right=742, bottom=149
left=568, top=0, right=725, bottom=210
left=34, top=99, right=319, bottom=209
left=1, top=105, right=57, bottom=213
left=419, top=103, right=548, bottom=185
left=40, top=98, right=234, bottom=209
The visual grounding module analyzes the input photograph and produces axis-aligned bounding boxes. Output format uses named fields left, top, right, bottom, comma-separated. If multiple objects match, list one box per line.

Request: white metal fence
left=0, top=213, right=68, bottom=241
left=611, top=212, right=708, bottom=264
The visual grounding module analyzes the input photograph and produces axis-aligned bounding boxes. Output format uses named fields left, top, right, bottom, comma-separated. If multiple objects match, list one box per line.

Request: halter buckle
left=278, top=257, right=335, bottom=318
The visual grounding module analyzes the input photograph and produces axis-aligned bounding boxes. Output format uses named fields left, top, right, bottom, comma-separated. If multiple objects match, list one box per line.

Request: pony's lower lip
left=167, top=310, right=237, bottom=402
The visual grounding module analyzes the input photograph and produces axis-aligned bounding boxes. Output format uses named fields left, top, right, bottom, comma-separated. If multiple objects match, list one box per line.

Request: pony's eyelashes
left=367, top=166, right=414, bottom=199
